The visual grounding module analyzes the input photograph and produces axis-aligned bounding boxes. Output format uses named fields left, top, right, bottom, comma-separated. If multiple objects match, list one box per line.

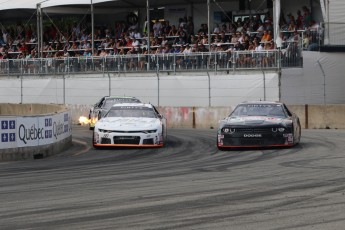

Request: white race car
left=93, top=103, right=167, bottom=148
left=88, top=96, right=141, bottom=130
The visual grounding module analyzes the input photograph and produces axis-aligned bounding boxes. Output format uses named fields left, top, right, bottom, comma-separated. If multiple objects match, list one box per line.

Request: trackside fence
left=0, top=46, right=302, bottom=77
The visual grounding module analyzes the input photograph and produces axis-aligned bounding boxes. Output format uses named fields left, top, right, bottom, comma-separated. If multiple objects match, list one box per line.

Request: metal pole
left=91, top=0, right=95, bottom=55
left=207, top=0, right=211, bottom=52
left=273, top=0, right=277, bottom=43
left=262, top=70, right=266, bottom=101
left=21, top=75, right=23, bottom=103
left=278, top=48, right=282, bottom=102
left=108, top=72, right=111, bottom=96
left=63, top=75, right=66, bottom=104
left=317, top=60, right=326, bottom=105
left=146, top=0, right=151, bottom=70
left=40, top=6, right=43, bottom=59
left=207, top=71, right=211, bottom=106
left=157, top=73, right=160, bottom=106
left=36, top=4, right=41, bottom=58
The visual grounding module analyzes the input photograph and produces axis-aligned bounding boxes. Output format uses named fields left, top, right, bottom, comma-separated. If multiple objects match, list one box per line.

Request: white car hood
left=96, top=117, right=160, bottom=130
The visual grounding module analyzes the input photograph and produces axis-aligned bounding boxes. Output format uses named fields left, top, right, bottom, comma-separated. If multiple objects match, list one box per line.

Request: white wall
left=0, top=72, right=278, bottom=107
left=282, top=51, right=345, bottom=105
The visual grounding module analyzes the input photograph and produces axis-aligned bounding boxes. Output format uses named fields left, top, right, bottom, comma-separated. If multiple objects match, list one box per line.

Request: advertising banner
left=0, top=110, right=72, bottom=150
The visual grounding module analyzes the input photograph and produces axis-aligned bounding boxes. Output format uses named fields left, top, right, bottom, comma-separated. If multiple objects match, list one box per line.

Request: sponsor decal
left=243, top=134, right=262, bottom=138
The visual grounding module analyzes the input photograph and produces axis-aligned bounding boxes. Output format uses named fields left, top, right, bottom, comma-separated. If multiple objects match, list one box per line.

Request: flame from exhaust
left=79, top=116, right=90, bottom=125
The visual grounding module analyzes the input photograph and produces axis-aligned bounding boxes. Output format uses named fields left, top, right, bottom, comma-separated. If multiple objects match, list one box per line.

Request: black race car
left=217, top=101, right=301, bottom=150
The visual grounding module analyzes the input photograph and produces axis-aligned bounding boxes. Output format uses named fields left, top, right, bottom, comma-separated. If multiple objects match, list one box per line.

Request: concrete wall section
left=69, top=104, right=345, bottom=130
left=0, top=136, right=72, bottom=161
left=0, top=104, right=72, bottom=161
left=0, top=103, right=67, bottom=116
left=307, top=105, right=345, bottom=129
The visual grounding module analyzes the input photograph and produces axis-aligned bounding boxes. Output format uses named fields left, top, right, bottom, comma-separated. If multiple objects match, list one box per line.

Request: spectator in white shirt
left=182, top=44, right=192, bottom=54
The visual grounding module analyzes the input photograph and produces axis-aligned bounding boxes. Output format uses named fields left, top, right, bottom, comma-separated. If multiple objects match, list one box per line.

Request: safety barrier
left=0, top=46, right=302, bottom=76
left=0, top=104, right=72, bottom=161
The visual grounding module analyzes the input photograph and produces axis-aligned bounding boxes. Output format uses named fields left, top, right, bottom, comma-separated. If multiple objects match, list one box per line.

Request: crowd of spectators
left=0, top=5, right=320, bottom=61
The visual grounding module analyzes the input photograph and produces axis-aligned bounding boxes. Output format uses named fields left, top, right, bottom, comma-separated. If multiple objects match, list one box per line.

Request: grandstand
left=1, top=0, right=345, bottom=105
left=0, top=0, right=330, bottom=75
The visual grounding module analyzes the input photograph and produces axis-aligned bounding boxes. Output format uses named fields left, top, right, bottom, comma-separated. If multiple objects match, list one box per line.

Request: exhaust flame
left=79, top=116, right=90, bottom=125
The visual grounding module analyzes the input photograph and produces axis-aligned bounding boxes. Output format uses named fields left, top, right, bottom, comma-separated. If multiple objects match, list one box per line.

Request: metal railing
left=0, top=44, right=302, bottom=76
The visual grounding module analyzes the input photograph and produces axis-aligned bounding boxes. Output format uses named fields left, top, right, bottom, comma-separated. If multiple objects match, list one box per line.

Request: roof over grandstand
left=0, top=0, right=224, bottom=10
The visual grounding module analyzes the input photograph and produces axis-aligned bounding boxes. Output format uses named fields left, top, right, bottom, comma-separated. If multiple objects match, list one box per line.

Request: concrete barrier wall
left=0, top=103, right=67, bottom=116
left=0, top=104, right=72, bottom=161
left=69, top=104, right=345, bottom=130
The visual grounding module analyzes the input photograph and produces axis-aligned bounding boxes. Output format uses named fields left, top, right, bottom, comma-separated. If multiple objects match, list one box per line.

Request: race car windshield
left=103, top=98, right=140, bottom=109
left=231, top=104, right=286, bottom=117
left=106, top=108, right=157, bottom=118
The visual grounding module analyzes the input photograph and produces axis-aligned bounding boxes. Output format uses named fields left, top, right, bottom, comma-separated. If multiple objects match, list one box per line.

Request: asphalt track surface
left=1, top=126, right=345, bottom=230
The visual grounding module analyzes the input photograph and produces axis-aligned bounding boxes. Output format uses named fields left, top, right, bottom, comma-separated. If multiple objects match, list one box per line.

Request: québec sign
left=0, top=111, right=72, bottom=149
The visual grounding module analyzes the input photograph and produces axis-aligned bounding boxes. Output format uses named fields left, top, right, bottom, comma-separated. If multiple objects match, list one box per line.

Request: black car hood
left=224, top=116, right=289, bottom=126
